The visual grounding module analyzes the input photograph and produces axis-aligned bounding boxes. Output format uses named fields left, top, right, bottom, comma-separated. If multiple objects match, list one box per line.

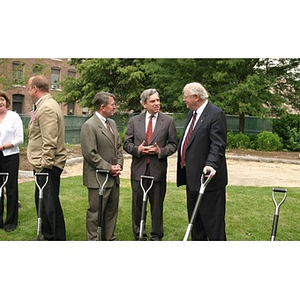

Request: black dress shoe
left=33, top=236, right=45, bottom=241
left=4, top=225, right=16, bottom=232
left=135, top=235, right=147, bottom=241
left=150, top=237, right=162, bottom=241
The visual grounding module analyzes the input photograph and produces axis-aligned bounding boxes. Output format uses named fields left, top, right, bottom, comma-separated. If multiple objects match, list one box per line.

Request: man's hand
left=138, top=141, right=161, bottom=156
left=110, top=164, right=122, bottom=177
left=203, top=166, right=216, bottom=177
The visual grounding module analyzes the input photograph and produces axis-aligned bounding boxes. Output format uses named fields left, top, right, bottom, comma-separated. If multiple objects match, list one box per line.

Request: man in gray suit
left=124, top=89, right=177, bottom=241
left=80, top=92, right=123, bottom=241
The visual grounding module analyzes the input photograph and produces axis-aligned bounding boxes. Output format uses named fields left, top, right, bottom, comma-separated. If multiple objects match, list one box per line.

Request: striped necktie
left=180, top=111, right=197, bottom=168
left=105, top=119, right=115, bottom=143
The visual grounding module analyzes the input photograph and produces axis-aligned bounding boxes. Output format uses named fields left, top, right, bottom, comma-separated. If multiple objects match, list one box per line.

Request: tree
left=58, top=58, right=147, bottom=112
left=58, top=58, right=300, bottom=132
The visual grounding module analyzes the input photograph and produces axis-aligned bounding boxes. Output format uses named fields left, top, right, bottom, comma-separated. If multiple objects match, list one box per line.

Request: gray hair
left=140, top=88, right=159, bottom=104
left=183, top=82, right=209, bottom=100
left=93, top=91, right=115, bottom=110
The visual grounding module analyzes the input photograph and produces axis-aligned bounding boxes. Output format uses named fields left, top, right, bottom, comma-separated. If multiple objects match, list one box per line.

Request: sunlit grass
left=0, top=177, right=299, bottom=241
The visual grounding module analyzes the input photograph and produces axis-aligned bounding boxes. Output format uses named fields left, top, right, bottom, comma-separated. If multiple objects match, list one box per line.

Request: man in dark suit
left=124, top=88, right=177, bottom=241
left=80, top=92, right=123, bottom=241
left=177, top=82, right=228, bottom=241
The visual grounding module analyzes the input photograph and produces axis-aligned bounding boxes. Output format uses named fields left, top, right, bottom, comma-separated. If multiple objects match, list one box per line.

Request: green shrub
left=272, top=114, right=300, bottom=150
left=227, top=132, right=235, bottom=148
left=119, top=127, right=127, bottom=145
left=287, top=127, right=300, bottom=151
left=255, top=131, right=283, bottom=151
left=227, top=132, right=251, bottom=149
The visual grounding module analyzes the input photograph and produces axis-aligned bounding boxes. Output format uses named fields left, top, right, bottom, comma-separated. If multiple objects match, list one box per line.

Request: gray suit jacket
left=123, top=112, right=177, bottom=182
left=80, top=114, right=124, bottom=189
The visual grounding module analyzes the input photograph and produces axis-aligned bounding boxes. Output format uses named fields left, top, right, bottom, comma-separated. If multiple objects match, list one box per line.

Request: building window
left=12, top=94, right=24, bottom=114
left=67, top=70, right=77, bottom=115
left=67, top=70, right=76, bottom=78
left=67, top=102, right=75, bottom=115
left=51, top=67, right=61, bottom=90
left=33, top=64, right=44, bottom=74
left=12, top=61, right=25, bottom=85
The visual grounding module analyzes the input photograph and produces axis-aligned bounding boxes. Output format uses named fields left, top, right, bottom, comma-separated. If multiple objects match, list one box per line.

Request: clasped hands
left=110, top=164, right=122, bottom=177
left=138, top=141, right=161, bottom=156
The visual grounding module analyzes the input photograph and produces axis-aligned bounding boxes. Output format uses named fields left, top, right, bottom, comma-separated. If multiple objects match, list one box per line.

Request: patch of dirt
left=19, top=145, right=83, bottom=171
left=20, top=146, right=300, bottom=171
left=226, top=149, right=300, bottom=160
left=19, top=146, right=300, bottom=187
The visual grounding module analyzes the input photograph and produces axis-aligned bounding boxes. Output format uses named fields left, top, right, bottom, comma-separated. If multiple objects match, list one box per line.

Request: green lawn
left=0, top=176, right=299, bottom=241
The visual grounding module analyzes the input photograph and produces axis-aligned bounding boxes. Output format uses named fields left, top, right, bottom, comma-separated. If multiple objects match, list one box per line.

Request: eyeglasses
left=183, top=94, right=196, bottom=100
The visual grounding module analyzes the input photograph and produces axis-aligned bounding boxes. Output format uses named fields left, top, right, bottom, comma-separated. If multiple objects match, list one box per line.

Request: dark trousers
left=186, top=186, right=226, bottom=241
left=131, top=166, right=166, bottom=240
left=35, top=166, right=66, bottom=241
left=0, top=152, right=19, bottom=229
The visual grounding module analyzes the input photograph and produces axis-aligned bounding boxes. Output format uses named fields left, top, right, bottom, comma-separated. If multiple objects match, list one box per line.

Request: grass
left=0, top=176, right=299, bottom=241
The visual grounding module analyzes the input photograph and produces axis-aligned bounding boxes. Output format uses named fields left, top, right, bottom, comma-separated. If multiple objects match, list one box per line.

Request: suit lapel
left=107, top=119, right=117, bottom=145
left=184, top=102, right=211, bottom=149
left=138, top=112, right=147, bottom=141
left=95, top=115, right=115, bottom=146
left=29, top=94, right=52, bottom=125
left=193, top=103, right=210, bottom=133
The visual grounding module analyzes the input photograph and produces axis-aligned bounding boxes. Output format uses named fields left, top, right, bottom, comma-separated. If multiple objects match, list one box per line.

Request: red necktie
left=146, top=115, right=153, bottom=145
left=180, top=112, right=197, bottom=168
left=146, top=115, right=153, bottom=164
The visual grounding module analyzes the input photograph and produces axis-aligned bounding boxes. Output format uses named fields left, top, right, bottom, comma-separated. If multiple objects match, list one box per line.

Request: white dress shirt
left=0, top=110, right=24, bottom=156
left=181, top=100, right=208, bottom=156
left=145, top=111, right=158, bottom=133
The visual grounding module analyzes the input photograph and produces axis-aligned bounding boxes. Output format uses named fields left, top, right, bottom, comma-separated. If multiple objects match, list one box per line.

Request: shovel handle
left=140, top=176, right=154, bottom=197
left=270, top=188, right=287, bottom=241
left=96, top=170, right=109, bottom=196
left=0, top=173, right=9, bottom=198
left=35, top=173, right=49, bottom=198
left=272, top=188, right=287, bottom=209
left=273, top=188, right=287, bottom=193
left=271, top=215, right=279, bottom=241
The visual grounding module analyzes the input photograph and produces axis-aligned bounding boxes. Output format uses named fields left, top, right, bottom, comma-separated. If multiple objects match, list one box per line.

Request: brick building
left=0, top=58, right=88, bottom=116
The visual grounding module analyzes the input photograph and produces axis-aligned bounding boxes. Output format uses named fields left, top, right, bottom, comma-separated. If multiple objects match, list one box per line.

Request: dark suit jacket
left=123, top=112, right=177, bottom=182
left=80, top=114, right=123, bottom=189
left=177, top=102, right=228, bottom=192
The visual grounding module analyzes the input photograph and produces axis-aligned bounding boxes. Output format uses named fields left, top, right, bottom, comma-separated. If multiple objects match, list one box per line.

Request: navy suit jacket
left=176, top=102, right=228, bottom=192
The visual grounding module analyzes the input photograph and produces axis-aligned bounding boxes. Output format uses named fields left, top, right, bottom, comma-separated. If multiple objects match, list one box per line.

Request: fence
left=20, top=114, right=273, bottom=145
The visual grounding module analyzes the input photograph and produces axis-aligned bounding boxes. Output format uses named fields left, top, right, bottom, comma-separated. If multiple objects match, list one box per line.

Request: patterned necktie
left=105, top=119, right=115, bottom=143
left=30, top=104, right=37, bottom=122
left=146, top=115, right=153, bottom=145
left=180, top=111, right=197, bottom=168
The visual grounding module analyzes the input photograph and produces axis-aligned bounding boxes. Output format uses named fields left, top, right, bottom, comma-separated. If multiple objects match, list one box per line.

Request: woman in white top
left=0, top=90, right=24, bottom=232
